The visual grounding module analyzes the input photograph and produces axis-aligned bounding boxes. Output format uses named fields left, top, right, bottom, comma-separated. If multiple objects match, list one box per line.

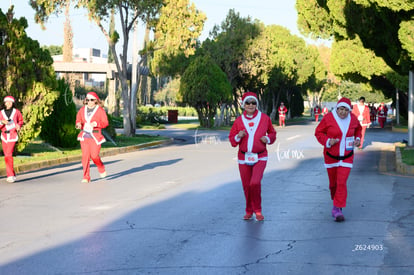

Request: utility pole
left=408, top=71, right=414, bottom=146
left=396, top=88, right=400, bottom=126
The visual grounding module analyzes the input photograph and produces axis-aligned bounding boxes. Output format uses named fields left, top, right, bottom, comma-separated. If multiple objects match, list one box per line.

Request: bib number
left=346, top=137, right=354, bottom=151
left=5, top=120, right=15, bottom=131
left=83, top=122, right=93, bottom=133
left=245, top=152, right=258, bottom=165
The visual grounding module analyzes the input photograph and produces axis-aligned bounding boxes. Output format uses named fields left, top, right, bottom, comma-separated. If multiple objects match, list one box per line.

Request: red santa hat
left=241, top=92, right=258, bottom=108
left=336, top=97, right=351, bottom=110
left=3, top=96, right=15, bottom=103
left=86, top=92, right=99, bottom=100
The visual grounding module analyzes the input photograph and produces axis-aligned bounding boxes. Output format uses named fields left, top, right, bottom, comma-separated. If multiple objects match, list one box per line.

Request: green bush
left=103, top=114, right=117, bottom=142
left=137, top=106, right=167, bottom=124
left=40, top=80, right=79, bottom=148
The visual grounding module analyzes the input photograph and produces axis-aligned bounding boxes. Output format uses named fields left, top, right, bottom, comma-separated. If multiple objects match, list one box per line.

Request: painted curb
left=1, top=139, right=173, bottom=177
left=392, top=126, right=408, bottom=133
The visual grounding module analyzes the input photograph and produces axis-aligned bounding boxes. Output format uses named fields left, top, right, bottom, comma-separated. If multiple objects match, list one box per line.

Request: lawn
left=400, top=146, right=414, bottom=165
left=0, top=134, right=167, bottom=169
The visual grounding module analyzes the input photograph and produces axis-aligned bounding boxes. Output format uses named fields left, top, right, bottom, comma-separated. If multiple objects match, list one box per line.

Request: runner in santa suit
left=377, top=103, right=388, bottom=128
left=322, top=105, right=329, bottom=117
left=76, top=92, right=108, bottom=183
left=369, top=103, right=377, bottom=126
left=278, top=102, right=288, bottom=127
left=314, top=105, right=321, bottom=122
left=351, top=96, right=371, bottom=149
left=0, top=96, right=23, bottom=183
left=229, top=92, right=276, bottom=221
left=315, top=97, right=362, bottom=222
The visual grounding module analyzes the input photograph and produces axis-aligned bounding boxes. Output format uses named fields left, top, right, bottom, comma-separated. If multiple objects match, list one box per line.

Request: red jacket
left=229, top=110, right=276, bottom=163
left=0, top=108, right=24, bottom=143
left=352, top=104, right=371, bottom=127
left=76, top=106, right=109, bottom=145
left=278, top=106, right=288, bottom=118
left=377, top=105, right=388, bottom=118
left=315, top=112, right=362, bottom=168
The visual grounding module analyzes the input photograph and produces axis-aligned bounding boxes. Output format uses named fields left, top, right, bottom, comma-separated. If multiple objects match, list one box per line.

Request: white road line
left=286, top=135, right=301, bottom=141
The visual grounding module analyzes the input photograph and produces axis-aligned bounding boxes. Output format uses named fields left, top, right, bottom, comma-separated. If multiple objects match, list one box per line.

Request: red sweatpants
left=315, top=114, right=320, bottom=122
left=2, top=140, right=16, bottom=177
left=238, top=161, right=267, bottom=214
left=279, top=117, right=285, bottom=127
left=359, top=126, right=367, bottom=148
left=378, top=117, right=386, bottom=128
left=80, top=138, right=105, bottom=181
left=327, top=166, right=351, bottom=208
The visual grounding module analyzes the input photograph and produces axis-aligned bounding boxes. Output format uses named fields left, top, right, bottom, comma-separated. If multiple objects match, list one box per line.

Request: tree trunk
left=121, top=79, right=132, bottom=136
left=106, top=78, right=116, bottom=115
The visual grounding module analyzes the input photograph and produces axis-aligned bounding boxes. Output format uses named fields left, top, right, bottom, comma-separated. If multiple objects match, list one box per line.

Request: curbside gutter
left=1, top=139, right=173, bottom=177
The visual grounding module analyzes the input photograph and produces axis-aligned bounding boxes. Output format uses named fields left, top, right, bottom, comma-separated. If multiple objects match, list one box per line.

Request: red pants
left=238, top=161, right=267, bottom=214
left=378, top=117, right=386, bottom=128
left=327, top=166, right=351, bottom=208
left=359, top=126, right=367, bottom=148
left=80, top=138, right=105, bottom=181
left=279, top=117, right=285, bottom=127
left=2, top=141, right=16, bottom=177
left=315, top=114, right=320, bottom=122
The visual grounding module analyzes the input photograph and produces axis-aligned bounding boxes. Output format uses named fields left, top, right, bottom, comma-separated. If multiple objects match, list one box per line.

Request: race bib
left=83, top=122, right=93, bottom=133
left=5, top=120, right=15, bottom=131
left=346, top=137, right=354, bottom=150
left=245, top=152, right=258, bottom=165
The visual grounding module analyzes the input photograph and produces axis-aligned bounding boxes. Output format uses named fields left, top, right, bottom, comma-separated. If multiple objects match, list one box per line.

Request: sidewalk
left=1, top=139, right=173, bottom=177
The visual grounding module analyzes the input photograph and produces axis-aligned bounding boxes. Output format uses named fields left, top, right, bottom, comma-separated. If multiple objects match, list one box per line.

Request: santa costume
left=315, top=97, right=362, bottom=222
left=76, top=92, right=109, bottom=182
left=322, top=106, right=329, bottom=116
left=229, top=92, right=276, bottom=221
left=314, top=106, right=321, bottom=122
left=352, top=98, right=371, bottom=149
left=377, top=103, right=388, bottom=128
left=278, top=103, right=288, bottom=127
left=0, top=96, right=23, bottom=182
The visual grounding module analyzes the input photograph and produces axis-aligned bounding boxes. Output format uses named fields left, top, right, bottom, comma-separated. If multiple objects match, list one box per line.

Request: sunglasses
left=245, top=101, right=257, bottom=105
left=85, top=99, right=96, bottom=102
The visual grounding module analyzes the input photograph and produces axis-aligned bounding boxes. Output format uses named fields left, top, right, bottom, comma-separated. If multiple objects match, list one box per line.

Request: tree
left=180, top=55, right=232, bottom=128
left=31, top=0, right=164, bottom=137
left=242, top=24, right=325, bottom=119
left=41, top=79, right=78, bottom=148
left=0, top=7, right=59, bottom=151
left=203, top=9, right=262, bottom=115
left=31, top=0, right=205, bottom=136
left=62, top=2, right=73, bottom=62
left=296, top=0, right=413, bottom=100
left=41, top=45, right=63, bottom=56
left=154, top=77, right=180, bottom=106
left=296, top=0, right=414, bottom=143
left=107, top=9, right=115, bottom=64
left=152, top=0, right=206, bottom=74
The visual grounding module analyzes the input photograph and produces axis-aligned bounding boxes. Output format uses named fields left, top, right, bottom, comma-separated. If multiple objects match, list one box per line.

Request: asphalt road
left=0, top=122, right=412, bottom=275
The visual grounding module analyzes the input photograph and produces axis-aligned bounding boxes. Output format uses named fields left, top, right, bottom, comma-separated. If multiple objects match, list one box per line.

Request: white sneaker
left=81, top=178, right=89, bottom=183
left=100, top=171, right=107, bottom=178
left=6, top=176, right=16, bottom=183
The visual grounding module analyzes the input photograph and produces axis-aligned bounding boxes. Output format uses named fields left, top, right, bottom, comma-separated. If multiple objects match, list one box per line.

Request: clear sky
left=0, top=0, right=321, bottom=58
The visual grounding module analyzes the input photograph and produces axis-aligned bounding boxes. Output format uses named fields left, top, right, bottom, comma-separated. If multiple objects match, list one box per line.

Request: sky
left=0, top=0, right=325, bottom=59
